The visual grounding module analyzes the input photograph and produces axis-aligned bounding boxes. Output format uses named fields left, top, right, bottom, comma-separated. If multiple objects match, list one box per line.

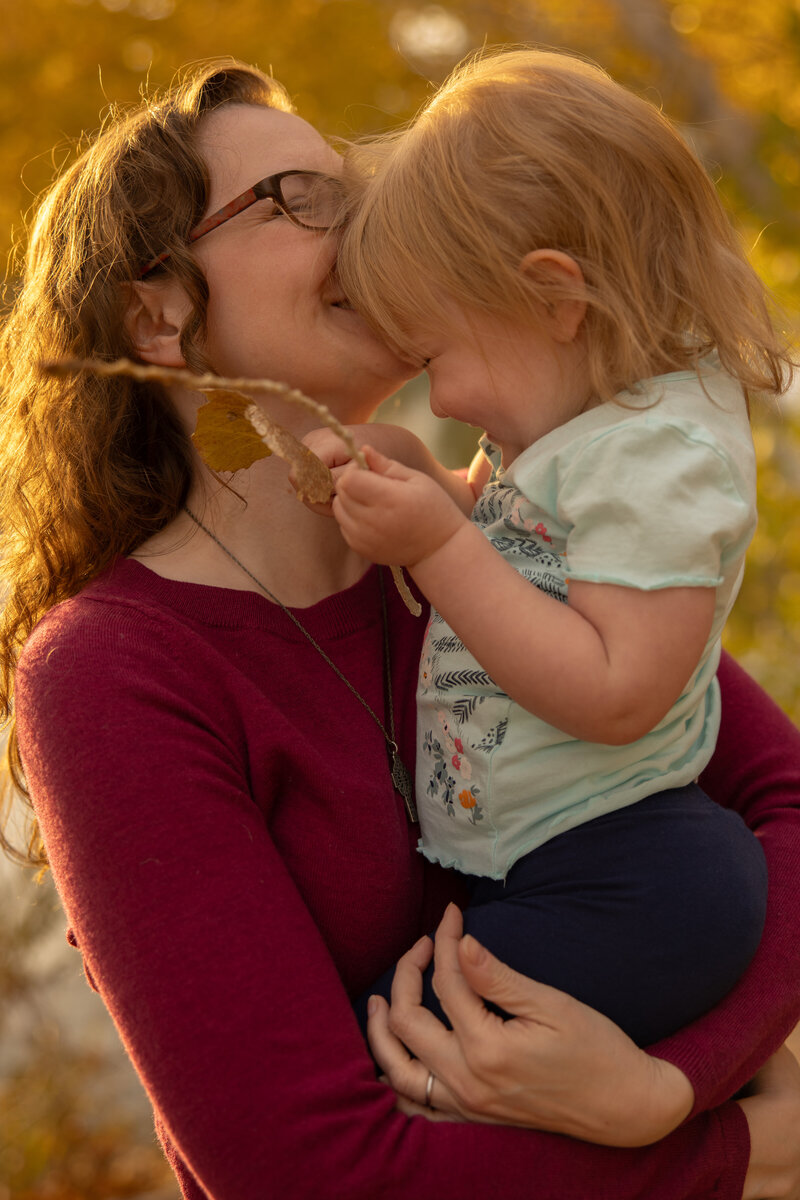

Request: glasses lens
left=280, top=173, right=346, bottom=229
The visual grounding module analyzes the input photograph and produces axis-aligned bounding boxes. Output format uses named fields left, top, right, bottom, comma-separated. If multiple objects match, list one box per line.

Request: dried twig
left=43, top=357, right=368, bottom=467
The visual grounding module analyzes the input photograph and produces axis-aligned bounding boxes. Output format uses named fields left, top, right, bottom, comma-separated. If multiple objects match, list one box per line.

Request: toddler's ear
left=123, top=278, right=192, bottom=368
left=519, top=249, right=586, bottom=344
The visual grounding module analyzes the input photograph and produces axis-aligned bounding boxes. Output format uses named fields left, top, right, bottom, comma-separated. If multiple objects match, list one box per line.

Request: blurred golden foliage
left=724, top=399, right=800, bottom=720
left=0, top=874, right=177, bottom=1198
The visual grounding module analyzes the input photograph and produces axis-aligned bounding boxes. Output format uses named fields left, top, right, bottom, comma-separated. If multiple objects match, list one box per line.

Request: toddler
left=318, top=49, right=791, bottom=1045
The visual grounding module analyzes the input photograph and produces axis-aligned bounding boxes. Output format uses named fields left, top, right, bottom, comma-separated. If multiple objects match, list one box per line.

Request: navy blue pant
left=356, top=785, right=767, bottom=1047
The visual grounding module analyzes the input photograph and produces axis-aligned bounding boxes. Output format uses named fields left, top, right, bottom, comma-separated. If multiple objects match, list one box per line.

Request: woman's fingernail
left=461, top=934, right=486, bottom=965
left=367, top=996, right=378, bottom=1017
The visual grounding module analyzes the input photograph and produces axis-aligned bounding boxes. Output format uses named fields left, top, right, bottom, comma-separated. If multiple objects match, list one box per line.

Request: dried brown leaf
left=192, top=390, right=272, bottom=472
left=244, top=404, right=332, bottom=505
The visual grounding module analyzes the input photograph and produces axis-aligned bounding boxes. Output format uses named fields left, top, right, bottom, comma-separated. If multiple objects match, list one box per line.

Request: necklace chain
left=183, top=505, right=418, bottom=823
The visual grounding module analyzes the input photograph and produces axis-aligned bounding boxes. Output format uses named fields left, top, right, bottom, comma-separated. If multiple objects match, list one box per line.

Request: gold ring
left=425, top=1070, right=435, bottom=1108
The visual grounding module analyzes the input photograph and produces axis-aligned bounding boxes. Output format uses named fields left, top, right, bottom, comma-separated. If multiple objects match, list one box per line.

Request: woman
left=1, top=59, right=799, bottom=1200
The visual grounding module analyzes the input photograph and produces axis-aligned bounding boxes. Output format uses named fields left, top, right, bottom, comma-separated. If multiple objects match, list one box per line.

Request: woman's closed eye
left=256, top=198, right=286, bottom=223
left=285, top=177, right=347, bottom=228
left=256, top=185, right=343, bottom=229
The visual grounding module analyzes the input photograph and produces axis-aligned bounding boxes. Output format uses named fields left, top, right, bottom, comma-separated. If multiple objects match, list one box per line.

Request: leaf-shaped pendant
left=390, top=749, right=418, bottom=824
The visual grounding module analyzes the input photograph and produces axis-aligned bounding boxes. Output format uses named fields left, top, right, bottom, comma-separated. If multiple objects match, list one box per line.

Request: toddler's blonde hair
left=339, top=48, right=788, bottom=402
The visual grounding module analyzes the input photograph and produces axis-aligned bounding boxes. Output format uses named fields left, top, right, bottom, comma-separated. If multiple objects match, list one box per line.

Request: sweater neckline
left=96, top=556, right=383, bottom=640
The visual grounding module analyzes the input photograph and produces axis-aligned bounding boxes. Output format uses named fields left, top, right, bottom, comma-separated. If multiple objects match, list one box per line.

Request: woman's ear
left=123, top=278, right=192, bottom=368
left=519, top=249, right=587, bottom=344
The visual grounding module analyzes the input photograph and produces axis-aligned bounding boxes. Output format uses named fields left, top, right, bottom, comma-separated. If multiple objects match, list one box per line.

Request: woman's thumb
left=458, top=934, right=555, bottom=1020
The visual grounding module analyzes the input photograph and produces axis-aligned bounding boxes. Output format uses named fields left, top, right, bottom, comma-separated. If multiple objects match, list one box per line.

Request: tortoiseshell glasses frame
left=138, top=169, right=345, bottom=278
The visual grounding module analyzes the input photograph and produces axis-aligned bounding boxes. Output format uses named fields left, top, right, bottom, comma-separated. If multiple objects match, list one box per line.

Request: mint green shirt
left=416, top=367, right=757, bottom=879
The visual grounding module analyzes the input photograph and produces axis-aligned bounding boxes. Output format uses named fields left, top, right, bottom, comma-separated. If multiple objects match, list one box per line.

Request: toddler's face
left=414, top=304, right=591, bottom=465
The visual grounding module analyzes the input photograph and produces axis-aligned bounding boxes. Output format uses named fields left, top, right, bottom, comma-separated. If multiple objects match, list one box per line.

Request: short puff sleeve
left=557, top=418, right=756, bottom=590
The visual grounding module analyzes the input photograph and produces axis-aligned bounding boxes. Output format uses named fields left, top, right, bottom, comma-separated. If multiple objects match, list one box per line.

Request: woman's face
left=193, top=104, right=414, bottom=422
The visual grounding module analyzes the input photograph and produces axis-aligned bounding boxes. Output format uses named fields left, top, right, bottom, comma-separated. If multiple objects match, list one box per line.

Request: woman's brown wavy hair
left=0, top=60, right=292, bottom=865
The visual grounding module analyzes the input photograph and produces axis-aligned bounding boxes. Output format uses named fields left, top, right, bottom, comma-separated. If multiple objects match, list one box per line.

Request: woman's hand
left=367, top=903, right=695, bottom=1147
left=386, top=1081, right=464, bottom=1123
left=740, top=1046, right=800, bottom=1200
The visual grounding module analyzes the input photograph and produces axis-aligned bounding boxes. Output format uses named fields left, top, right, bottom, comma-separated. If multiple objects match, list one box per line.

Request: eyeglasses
left=138, top=169, right=346, bottom=278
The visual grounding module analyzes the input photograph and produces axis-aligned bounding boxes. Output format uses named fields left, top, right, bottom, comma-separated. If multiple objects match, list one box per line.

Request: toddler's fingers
left=301, top=429, right=356, bottom=471
left=301, top=498, right=336, bottom=518
left=331, top=489, right=371, bottom=525
left=337, top=467, right=409, bottom=510
left=361, top=444, right=417, bottom=480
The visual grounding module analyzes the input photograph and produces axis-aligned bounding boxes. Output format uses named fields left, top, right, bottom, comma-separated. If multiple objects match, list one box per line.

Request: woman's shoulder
left=14, top=561, right=253, bottom=772
left=20, top=559, right=192, bottom=670
left=16, top=560, right=236, bottom=725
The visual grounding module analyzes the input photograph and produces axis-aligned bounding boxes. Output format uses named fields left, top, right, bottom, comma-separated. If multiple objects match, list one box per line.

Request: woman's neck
left=131, top=453, right=368, bottom=609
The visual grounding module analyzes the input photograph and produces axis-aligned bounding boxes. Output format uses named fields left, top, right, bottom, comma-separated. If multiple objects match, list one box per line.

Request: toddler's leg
left=356, top=785, right=767, bottom=1047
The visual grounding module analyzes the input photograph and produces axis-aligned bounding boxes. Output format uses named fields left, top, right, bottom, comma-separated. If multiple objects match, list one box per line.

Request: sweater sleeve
left=653, top=650, right=800, bottom=1114
left=16, top=610, right=751, bottom=1200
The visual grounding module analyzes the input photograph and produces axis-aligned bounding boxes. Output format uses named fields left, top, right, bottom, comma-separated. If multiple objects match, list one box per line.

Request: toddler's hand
left=301, top=427, right=360, bottom=474
left=333, top=445, right=467, bottom=567
left=293, top=427, right=363, bottom=517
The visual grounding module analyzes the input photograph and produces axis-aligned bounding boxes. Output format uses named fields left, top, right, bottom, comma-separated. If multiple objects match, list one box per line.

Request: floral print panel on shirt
left=417, top=447, right=569, bottom=844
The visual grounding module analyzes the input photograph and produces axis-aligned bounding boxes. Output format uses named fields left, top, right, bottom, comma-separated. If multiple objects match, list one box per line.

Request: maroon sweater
left=15, top=558, right=800, bottom=1200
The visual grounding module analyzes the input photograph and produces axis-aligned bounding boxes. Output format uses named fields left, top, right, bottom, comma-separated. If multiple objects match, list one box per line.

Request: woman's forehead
left=197, top=105, right=341, bottom=209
